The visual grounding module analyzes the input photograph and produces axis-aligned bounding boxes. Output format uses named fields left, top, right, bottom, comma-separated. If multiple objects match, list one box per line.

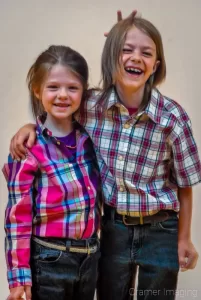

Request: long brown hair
left=99, top=15, right=166, bottom=109
left=27, top=45, right=89, bottom=119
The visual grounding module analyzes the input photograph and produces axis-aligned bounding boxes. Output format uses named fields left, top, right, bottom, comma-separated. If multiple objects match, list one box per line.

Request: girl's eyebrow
left=46, top=79, right=81, bottom=85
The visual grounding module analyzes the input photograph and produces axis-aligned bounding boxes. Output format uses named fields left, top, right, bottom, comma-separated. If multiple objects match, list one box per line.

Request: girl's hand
left=10, top=123, right=36, bottom=160
left=7, top=285, right=31, bottom=300
left=104, top=10, right=137, bottom=37
left=178, top=239, right=199, bottom=271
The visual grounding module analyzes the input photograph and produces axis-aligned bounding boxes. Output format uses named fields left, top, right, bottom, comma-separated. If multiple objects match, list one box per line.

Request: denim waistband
left=103, top=204, right=178, bottom=225
left=32, top=233, right=98, bottom=248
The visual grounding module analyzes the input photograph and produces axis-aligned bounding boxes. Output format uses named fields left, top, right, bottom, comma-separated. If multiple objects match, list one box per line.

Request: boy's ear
left=153, top=60, right=160, bottom=74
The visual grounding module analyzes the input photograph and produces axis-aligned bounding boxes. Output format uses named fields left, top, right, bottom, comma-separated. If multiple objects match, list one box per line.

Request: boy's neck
left=115, top=84, right=145, bottom=109
left=44, top=115, right=73, bottom=137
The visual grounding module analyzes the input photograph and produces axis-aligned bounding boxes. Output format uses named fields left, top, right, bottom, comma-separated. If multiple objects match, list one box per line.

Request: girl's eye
left=69, top=86, right=79, bottom=90
left=47, top=85, right=58, bottom=89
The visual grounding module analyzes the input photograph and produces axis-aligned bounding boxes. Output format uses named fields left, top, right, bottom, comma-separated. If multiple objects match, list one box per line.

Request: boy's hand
left=104, top=10, right=137, bottom=37
left=7, top=285, right=31, bottom=300
left=178, top=239, right=199, bottom=271
left=10, top=124, right=36, bottom=160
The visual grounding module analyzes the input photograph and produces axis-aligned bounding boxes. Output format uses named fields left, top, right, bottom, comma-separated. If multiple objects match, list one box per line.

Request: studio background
left=0, top=0, right=201, bottom=299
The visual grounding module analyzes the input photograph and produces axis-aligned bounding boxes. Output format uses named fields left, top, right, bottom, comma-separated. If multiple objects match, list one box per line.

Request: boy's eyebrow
left=124, top=43, right=155, bottom=51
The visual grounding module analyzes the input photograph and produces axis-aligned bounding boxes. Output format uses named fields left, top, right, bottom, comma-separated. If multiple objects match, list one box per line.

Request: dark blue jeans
left=30, top=237, right=100, bottom=300
left=97, top=211, right=179, bottom=300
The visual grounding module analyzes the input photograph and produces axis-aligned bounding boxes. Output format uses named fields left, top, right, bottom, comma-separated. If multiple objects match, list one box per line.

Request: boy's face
left=34, top=64, right=83, bottom=125
left=115, top=26, right=159, bottom=95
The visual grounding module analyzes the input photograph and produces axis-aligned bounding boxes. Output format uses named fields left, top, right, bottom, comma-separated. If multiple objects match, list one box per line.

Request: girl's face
left=116, top=26, right=159, bottom=94
left=35, top=64, right=83, bottom=125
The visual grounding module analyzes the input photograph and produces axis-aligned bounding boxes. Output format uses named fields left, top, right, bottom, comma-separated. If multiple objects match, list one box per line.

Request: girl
left=9, top=15, right=201, bottom=300
left=3, top=45, right=101, bottom=300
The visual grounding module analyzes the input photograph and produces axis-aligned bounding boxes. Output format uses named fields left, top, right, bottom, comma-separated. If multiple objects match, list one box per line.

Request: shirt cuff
left=7, top=268, right=32, bottom=288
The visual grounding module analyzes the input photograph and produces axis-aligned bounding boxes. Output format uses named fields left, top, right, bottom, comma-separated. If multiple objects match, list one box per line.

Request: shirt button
left=124, top=123, right=130, bottom=129
left=89, top=213, right=93, bottom=218
left=57, top=141, right=61, bottom=145
left=119, top=186, right=124, bottom=192
left=87, top=186, right=91, bottom=190
left=118, top=155, right=123, bottom=161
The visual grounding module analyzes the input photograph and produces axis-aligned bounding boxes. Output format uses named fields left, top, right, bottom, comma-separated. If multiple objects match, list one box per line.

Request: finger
left=9, top=134, right=27, bottom=160
left=15, top=135, right=28, bottom=159
left=178, top=250, right=187, bottom=269
left=117, top=10, right=122, bottom=22
left=185, top=252, right=199, bottom=270
left=9, top=136, right=16, bottom=159
left=25, top=286, right=32, bottom=300
left=26, top=131, right=36, bottom=148
left=131, top=10, right=137, bottom=18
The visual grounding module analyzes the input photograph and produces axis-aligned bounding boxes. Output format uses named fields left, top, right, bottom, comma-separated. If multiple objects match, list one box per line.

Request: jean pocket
left=157, top=216, right=178, bottom=233
left=32, top=241, right=63, bottom=264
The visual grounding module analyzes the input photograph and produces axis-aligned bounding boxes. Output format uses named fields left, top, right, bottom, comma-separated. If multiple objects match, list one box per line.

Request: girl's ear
left=153, top=60, right=160, bottom=74
left=34, top=89, right=40, bottom=100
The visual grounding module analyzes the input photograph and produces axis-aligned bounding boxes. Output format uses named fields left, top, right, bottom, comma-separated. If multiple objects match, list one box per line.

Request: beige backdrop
left=0, top=0, right=201, bottom=299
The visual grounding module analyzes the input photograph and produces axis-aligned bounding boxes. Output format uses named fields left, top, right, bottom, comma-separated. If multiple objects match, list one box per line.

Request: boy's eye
left=122, top=48, right=132, bottom=53
left=143, top=52, right=152, bottom=56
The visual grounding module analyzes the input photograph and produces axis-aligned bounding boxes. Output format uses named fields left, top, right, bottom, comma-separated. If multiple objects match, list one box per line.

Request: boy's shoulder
left=87, top=89, right=101, bottom=104
left=153, top=89, right=191, bottom=127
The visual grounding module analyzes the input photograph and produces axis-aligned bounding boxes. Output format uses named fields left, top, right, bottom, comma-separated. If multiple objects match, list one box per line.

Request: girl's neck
left=44, top=114, right=73, bottom=137
left=115, top=84, right=145, bottom=109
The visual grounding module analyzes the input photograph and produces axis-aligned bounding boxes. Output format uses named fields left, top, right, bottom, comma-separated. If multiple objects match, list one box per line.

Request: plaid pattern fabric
left=79, top=88, right=201, bottom=216
left=2, top=117, right=101, bottom=288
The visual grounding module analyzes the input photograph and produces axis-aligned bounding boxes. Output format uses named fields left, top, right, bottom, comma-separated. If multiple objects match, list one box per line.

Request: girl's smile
left=34, top=64, right=83, bottom=134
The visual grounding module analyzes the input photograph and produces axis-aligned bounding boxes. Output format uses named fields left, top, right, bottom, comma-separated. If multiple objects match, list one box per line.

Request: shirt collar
left=144, top=88, right=164, bottom=124
left=107, top=87, right=164, bottom=124
left=36, top=113, right=52, bottom=137
left=106, top=88, right=120, bottom=110
left=36, top=113, right=86, bottom=139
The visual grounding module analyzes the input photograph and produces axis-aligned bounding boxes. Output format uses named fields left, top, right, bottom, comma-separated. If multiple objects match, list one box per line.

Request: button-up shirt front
left=79, top=88, right=201, bottom=216
left=3, top=117, right=101, bottom=288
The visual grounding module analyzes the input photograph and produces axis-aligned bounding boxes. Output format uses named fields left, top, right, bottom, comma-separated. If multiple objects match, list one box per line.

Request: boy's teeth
left=126, top=67, right=142, bottom=73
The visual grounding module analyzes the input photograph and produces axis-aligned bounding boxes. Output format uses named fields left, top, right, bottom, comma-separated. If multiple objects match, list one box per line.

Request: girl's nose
left=58, top=88, right=68, bottom=99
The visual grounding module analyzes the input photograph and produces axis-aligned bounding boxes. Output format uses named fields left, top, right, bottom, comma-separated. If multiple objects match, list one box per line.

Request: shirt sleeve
left=172, top=121, right=201, bottom=187
left=2, top=152, right=38, bottom=288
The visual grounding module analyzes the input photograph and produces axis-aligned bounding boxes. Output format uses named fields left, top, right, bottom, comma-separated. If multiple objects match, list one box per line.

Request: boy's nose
left=130, top=52, right=141, bottom=63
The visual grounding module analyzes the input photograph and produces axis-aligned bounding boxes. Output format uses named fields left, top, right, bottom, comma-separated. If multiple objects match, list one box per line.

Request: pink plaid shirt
left=79, top=88, right=201, bottom=216
left=3, top=118, right=101, bottom=288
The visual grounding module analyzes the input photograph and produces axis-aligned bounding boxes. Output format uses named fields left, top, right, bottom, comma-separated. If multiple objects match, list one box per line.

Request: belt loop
left=110, top=207, right=115, bottom=222
left=66, top=240, right=72, bottom=249
left=140, top=215, right=144, bottom=225
left=87, top=240, right=90, bottom=255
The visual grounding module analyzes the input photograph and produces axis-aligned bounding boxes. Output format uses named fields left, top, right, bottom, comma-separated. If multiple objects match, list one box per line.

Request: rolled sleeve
left=172, top=122, right=201, bottom=187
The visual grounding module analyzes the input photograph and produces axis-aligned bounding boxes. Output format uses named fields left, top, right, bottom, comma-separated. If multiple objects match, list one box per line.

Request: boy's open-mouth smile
left=124, top=67, right=144, bottom=77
